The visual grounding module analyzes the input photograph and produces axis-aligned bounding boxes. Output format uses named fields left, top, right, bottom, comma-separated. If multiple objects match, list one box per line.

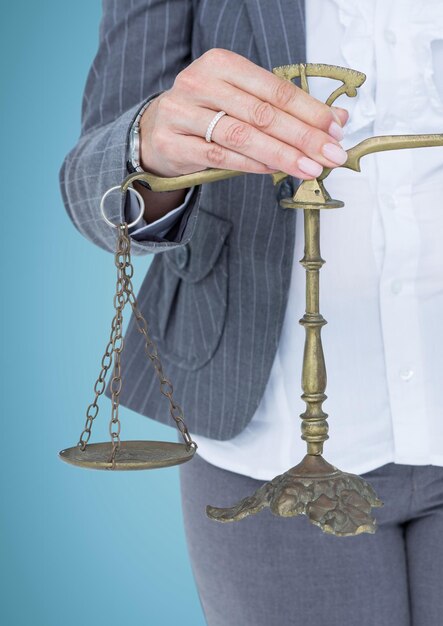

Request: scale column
left=206, top=181, right=382, bottom=534
left=299, top=208, right=329, bottom=456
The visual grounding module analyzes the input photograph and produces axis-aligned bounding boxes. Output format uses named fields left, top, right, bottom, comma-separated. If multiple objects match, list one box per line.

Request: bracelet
left=127, top=92, right=166, bottom=188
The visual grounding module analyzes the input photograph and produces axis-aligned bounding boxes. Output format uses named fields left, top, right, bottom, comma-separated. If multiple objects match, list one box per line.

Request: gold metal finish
left=119, top=63, right=443, bottom=535
left=280, top=178, right=344, bottom=209
left=118, top=63, right=443, bottom=533
left=59, top=221, right=197, bottom=471
left=206, top=181, right=383, bottom=535
left=59, top=440, right=195, bottom=471
left=121, top=167, right=245, bottom=193
left=270, top=62, right=366, bottom=106
left=120, top=63, right=442, bottom=194
left=63, top=62, right=443, bottom=535
left=320, top=133, right=443, bottom=180
left=207, top=455, right=382, bottom=536
left=121, top=132, right=443, bottom=193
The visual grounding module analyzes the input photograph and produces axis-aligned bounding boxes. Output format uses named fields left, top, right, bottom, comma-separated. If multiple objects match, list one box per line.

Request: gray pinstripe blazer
left=59, top=0, right=306, bottom=440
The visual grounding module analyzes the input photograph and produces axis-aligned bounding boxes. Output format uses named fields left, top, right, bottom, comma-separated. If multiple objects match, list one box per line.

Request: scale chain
left=119, top=227, right=196, bottom=451
left=77, top=225, right=128, bottom=467
left=77, top=221, right=196, bottom=467
left=77, top=303, right=122, bottom=450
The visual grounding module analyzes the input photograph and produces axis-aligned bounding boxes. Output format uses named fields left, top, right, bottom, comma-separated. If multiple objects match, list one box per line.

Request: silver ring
left=100, top=185, right=145, bottom=229
left=205, top=110, right=227, bottom=143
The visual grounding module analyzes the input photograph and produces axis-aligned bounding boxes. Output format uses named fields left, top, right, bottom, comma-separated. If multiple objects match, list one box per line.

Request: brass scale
left=60, top=64, right=443, bottom=537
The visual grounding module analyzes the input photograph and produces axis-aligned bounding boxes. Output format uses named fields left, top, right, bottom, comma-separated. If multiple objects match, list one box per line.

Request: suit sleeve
left=59, top=0, right=202, bottom=256
left=127, top=184, right=198, bottom=240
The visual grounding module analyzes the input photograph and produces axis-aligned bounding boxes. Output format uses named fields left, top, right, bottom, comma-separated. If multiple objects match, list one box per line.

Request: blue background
left=1, top=2, right=205, bottom=624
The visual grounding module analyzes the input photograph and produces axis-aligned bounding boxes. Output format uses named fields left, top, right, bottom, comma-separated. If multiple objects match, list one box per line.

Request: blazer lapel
left=244, top=0, right=306, bottom=72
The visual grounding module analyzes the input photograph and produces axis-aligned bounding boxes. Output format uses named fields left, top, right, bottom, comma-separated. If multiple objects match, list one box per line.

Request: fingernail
left=331, top=106, right=349, bottom=126
left=298, top=157, right=323, bottom=178
left=322, top=143, right=348, bottom=165
left=328, top=121, right=344, bottom=141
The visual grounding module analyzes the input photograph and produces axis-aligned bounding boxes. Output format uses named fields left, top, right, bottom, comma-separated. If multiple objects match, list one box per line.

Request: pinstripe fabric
left=59, top=0, right=306, bottom=439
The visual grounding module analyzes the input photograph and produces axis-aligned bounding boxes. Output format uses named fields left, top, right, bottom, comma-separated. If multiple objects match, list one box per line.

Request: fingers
left=190, top=82, right=348, bottom=171
left=173, top=107, right=344, bottom=179
left=331, top=106, right=349, bottom=128
left=165, top=134, right=280, bottom=176
left=150, top=49, right=351, bottom=180
left=201, top=49, right=349, bottom=135
left=209, top=112, right=332, bottom=178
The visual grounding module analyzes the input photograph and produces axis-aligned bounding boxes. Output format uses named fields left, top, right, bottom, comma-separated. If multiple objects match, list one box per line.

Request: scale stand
left=206, top=178, right=382, bottom=536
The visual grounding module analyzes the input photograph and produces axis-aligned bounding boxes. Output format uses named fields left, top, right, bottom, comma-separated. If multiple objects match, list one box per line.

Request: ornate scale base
left=59, top=440, right=195, bottom=471
left=207, top=454, right=383, bottom=536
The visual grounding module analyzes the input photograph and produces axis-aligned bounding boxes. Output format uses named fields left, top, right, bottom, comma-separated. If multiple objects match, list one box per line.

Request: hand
left=139, top=48, right=349, bottom=181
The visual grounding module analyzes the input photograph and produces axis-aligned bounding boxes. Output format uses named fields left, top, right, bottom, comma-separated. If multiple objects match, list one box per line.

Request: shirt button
left=384, top=30, right=397, bottom=45
left=391, top=279, right=403, bottom=294
left=399, top=368, right=414, bottom=381
left=175, top=245, right=189, bottom=269
left=380, top=193, right=397, bottom=210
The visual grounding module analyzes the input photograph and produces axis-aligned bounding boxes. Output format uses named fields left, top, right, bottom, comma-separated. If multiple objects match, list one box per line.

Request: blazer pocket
left=141, top=208, right=233, bottom=371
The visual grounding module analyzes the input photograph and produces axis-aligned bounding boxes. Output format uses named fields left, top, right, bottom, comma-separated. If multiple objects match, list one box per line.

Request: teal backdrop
left=1, top=2, right=205, bottom=624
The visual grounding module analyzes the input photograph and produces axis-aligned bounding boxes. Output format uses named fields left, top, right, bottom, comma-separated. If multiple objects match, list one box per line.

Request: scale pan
left=59, top=440, right=195, bottom=470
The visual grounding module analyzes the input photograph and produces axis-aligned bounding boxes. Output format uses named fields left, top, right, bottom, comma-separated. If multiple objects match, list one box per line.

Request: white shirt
left=133, top=0, right=443, bottom=479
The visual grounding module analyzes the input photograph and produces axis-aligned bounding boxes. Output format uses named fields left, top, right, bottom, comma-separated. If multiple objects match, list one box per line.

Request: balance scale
left=59, top=63, right=443, bottom=537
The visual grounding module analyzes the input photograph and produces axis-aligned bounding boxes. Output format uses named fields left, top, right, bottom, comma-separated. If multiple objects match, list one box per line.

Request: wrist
left=133, top=181, right=188, bottom=225
left=127, top=91, right=165, bottom=187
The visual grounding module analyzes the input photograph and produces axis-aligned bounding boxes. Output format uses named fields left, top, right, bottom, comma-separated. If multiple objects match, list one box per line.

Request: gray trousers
left=178, top=453, right=443, bottom=626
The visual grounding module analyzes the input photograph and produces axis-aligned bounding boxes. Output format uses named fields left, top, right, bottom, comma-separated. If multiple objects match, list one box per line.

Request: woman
left=59, top=1, right=443, bottom=624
